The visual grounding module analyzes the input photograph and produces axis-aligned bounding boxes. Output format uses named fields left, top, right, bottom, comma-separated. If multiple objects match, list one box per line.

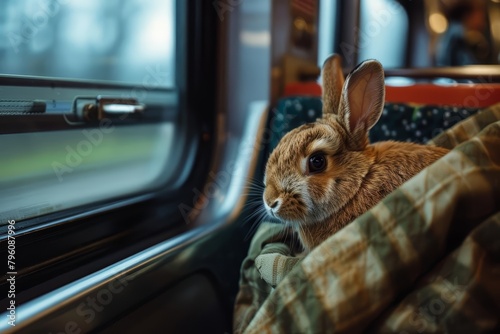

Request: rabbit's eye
left=308, top=154, right=326, bottom=174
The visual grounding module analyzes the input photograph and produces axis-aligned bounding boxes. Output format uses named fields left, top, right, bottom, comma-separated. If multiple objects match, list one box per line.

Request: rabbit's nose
left=270, top=199, right=280, bottom=209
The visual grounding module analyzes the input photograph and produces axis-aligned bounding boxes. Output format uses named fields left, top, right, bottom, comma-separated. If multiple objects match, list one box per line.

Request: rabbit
left=262, top=54, right=449, bottom=252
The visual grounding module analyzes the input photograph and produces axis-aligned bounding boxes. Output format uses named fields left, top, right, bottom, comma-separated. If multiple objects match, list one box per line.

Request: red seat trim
left=283, top=82, right=500, bottom=108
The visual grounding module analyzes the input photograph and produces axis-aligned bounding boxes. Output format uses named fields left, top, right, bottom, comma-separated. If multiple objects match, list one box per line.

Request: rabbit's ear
left=321, top=54, right=345, bottom=115
left=338, top=59, right=385, bottom=144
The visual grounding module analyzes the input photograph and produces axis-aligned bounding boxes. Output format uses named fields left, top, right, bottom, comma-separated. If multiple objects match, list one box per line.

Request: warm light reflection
left=492, top=21, right=500, bottom=40
left=294, top=17, right=307, bottom=30
left=429, top=13, right=448, bottom=34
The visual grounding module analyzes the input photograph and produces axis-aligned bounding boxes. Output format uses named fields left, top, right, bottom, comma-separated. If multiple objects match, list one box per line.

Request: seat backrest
left=269, top=96, right=481, bottom=152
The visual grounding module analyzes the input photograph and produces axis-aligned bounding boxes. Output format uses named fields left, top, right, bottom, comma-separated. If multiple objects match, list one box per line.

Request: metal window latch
left=73, top=96, right=145, bottom=121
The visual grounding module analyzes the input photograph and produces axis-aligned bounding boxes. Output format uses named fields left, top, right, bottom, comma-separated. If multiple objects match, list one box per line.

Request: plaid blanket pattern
left=234, top=104, right=500, bottom=333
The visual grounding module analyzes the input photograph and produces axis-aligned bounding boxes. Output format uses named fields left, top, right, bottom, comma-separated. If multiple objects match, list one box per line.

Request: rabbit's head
left=263, top=55, right=385, bottom=231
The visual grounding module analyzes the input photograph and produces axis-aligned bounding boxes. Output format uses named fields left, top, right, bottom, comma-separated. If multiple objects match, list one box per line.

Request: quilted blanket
left=234, top=104, right=500, bottom=333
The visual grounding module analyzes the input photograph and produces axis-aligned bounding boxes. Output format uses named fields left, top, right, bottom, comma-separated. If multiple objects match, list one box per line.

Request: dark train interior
left=1, top=0, right=499, bottom=333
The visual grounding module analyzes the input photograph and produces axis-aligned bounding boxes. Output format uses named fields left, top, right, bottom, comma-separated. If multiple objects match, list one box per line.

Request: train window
left=0, top=0, right=174, bottom=86
left=426, top=0, right=499, bottom=66
left=357, top=0, right=409, bottom=68
left=340, top=0, right=499, bottom=69
left=0, top=0, right=189, bottom=223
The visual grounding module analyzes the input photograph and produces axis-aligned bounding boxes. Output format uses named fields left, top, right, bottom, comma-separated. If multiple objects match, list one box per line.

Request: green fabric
left=234, top=104, right=500, bottom=333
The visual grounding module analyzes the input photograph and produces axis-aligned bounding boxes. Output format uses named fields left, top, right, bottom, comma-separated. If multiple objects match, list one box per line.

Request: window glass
left=0, top=0, right=175, bottom=86
left=358, top=0, right=409, bottom=68
left=0, top=123, right=176, bottom=222
left=0, top=0, right=181, bottom=223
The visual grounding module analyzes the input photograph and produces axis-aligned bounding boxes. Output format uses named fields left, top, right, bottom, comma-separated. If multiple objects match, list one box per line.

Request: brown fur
left=263, top=55, right=449, bottom=251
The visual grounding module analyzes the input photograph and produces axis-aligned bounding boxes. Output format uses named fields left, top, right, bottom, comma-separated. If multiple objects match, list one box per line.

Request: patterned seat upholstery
left=370, top=103, right=480, bottom=143
left=268, top=97, right=323, bottom=152
left=268, top=96, right=480, bottom=152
